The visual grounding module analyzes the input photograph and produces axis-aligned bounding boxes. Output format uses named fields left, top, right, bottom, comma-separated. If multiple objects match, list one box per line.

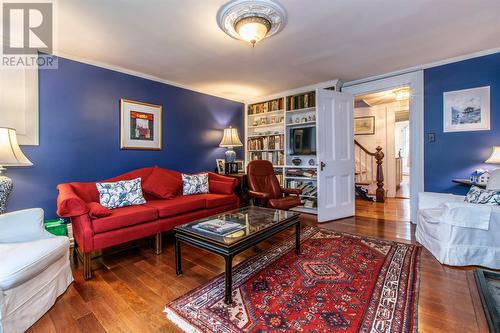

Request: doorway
left=343, top=71, right=424, bottom=224
left=353, top=87, right=411, bottom=207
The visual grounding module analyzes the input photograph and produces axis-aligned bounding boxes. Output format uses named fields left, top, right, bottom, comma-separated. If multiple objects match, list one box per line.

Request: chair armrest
left=418, top=192, right=465, bottom=210
left=248, top=190, right=270, bottom=200
left=57, top=183, right=89, bottom=218
left=0, top=208, right=50, bottom=242
left=281, top=187, right=302, bottom=196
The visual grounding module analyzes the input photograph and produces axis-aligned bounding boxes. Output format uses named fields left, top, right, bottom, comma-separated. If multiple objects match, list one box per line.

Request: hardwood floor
left=356, top=197, right=411, bottom=222
left=27, top=203, right=488, bottom=333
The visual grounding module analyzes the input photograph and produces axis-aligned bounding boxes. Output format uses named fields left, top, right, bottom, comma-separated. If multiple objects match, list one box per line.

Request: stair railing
left=354, top=140, right=385, bottom=202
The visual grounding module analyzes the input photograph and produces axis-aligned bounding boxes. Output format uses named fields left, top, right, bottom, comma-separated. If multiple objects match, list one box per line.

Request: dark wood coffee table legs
left=174, top=218, right=300, bottom=305
left=295, top=222, right=301, bottom=255
left=224, top=255, right=233, bottom=304
left=175, top=238, right=182, bottom=276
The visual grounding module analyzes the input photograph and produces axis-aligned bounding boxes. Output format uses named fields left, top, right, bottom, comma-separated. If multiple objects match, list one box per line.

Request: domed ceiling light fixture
left=217, top=0, right=287, bottom=47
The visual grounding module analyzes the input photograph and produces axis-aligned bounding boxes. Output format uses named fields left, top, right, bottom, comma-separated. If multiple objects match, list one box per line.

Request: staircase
left=354, top=140, right=385, bottom=202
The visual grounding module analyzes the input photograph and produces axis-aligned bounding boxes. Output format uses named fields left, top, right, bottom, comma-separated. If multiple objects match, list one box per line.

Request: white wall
left=355, top=100, right=408, bottom=197
left=394, top=120, right=410, bottom=174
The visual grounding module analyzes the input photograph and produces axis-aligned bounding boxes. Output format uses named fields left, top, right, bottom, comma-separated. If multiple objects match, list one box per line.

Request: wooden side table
left=224, top=173, right=250, bottom=207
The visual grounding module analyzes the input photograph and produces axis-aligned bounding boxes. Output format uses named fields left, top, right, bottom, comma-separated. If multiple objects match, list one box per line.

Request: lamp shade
left=219, top=126, right=243, bottom=148
left=0, top=127, right=33, bottom=167
left=485, top=146, right=500, bottom=164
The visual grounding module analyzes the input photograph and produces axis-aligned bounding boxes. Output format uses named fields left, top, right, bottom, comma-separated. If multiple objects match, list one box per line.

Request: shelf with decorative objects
left=244, top=80, right=342, bottom=211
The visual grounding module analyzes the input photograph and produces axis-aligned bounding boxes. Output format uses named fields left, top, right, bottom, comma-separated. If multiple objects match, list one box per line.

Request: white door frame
left=342, top=71, right=424, bottom=223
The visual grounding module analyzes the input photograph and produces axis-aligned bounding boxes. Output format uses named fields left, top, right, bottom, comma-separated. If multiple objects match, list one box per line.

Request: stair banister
left=354, top=140, right=385, bottom=203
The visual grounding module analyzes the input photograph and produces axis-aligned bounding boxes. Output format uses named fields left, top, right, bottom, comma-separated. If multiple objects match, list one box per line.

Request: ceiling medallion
left=217, top=0, right=287, bottom=47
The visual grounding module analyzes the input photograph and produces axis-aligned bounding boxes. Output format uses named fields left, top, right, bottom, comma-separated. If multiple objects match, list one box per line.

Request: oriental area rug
left=164, top=227, right=421, bottom=333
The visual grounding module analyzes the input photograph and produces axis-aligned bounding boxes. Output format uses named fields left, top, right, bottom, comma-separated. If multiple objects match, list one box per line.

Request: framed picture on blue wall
left=120, top=99, right=162, bottom=150
left=443, top=86, right=490, bottom=133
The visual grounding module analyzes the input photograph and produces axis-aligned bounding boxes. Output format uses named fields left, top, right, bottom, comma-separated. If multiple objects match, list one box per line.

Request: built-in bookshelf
left=286, top=91, right=315, bottom=111
left=245, top=80, right=342, bottom=213
left=247, top=98, right=286, bottom=184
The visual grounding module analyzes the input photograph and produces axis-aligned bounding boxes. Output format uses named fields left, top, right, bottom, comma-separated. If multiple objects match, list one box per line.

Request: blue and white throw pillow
left=182, top=173, right=209, bottom=195
left=465, top=186, right=500, bottom=205
left=96, top=178, right=146, bottom=209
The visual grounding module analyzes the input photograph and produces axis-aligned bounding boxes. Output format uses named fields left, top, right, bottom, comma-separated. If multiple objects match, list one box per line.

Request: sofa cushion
left=91, top=205, right=158, bottom=234
left=0, top=236, right=69, bottom=290
left=199, top=194, right=238, bottom=209
left=87, top=202, right=111, bottom=219
left=142, top=167, right=182, bottom=199
left=96, top=178, right=146, bottom=209
left=104, top=166, right=155, bottom=183
left=144, top=196, right=206, bottom=218
left=209, top=180, right=234, bottom=195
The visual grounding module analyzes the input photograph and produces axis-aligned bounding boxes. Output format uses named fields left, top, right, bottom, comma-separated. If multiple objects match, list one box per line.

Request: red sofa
left=56, top=166, right=239, bottom=279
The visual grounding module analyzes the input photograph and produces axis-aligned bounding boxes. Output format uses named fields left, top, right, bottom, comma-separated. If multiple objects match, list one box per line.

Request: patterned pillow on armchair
left=465, top=186, right=500, bottom=205
left=182, top=173, right=209, bottom=195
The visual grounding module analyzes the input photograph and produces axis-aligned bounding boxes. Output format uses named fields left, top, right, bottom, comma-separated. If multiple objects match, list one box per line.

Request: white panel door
left=317, top=89, right=355, bottom=222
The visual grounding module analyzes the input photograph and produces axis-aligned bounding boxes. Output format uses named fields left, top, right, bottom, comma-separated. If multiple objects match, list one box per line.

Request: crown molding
left=51, top=51, right=245, bottom=103
left=343, top=47, right=500, bottom=87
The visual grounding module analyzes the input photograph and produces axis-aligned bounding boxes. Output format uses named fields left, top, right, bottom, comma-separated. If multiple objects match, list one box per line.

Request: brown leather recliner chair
left=247, top=160, right=302, bottom=210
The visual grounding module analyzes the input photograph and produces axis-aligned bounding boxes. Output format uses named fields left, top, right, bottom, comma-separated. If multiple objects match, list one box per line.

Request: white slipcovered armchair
left=0, top=209, right=73, bottom=333
left=416, top=192, right=500, bottom=269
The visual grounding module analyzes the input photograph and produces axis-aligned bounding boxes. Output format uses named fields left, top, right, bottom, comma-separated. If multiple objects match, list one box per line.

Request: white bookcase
left=244, top=80, right=342, bottom=214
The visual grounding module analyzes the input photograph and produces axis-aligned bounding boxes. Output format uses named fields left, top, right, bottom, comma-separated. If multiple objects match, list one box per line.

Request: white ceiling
left=57, top=0, right=500, bottom=101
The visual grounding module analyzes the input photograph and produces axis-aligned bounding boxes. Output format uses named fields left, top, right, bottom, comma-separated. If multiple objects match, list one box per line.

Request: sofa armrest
left=0, top=208, right=50, bottom=242
left=207, top=172, right=238, bottom=188
left=57, top=183, right=89, bottom=218
left=281, top=187, right=302, bottom=196
left=418, top=192, right=465, bottom=210
left=248, top=190, right=270, bottom=200
left=70, top=214, right=95, bottom=252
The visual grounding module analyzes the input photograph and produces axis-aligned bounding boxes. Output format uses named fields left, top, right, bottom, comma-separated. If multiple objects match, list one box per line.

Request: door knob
left=320, top=161, right=326, bottom=171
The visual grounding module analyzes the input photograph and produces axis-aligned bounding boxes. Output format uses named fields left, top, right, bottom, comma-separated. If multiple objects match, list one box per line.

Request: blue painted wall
left=424, top=52, right=500, bottom=194
left=7, top=56, right=244, bottom=218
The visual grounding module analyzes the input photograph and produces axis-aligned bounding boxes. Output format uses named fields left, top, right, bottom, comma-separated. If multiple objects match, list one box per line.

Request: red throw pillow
left=142, top=167, right=182, bottom=199
left=209, top=180, right=233, bottom=195
left=87, top=202, right=111, bottom=219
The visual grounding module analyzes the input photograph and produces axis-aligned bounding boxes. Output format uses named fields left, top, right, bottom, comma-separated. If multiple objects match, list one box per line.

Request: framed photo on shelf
left=354, top=116, right=375, bottom=135
left=120, top=99, right=162, bottom=150
left=235, top=160, right=244, bottom=172
left=443, top=86, right=490, bottom=133
left=216, top=159, right=225, bottom=174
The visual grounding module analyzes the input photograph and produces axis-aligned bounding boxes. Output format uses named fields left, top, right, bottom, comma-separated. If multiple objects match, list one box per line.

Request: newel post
left=375, top=146, right=385, bottom=203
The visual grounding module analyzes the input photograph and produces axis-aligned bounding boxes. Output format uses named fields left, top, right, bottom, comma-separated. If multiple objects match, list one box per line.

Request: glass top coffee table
left=174, top=206, right=301, bottom=304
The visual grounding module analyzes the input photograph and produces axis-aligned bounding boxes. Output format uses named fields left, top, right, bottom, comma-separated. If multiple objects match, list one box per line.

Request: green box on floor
left=44, top=218, right=67, bottom=236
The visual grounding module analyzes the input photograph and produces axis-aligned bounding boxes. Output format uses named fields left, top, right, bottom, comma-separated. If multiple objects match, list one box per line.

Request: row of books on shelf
left=286, top=169, right=317, bottom=178
left=249, top=151, right=284, bottom=166
left=248, top=98, right=284, bottom=115
left=276, top=173, right=284, bottom=185
left=287, top=92, right=316, bottom=111
left=247, top=135, right=284, bottom=150
left=286, top=180, right=317, bottom=197
left=300, top=198, right=317, bottom=209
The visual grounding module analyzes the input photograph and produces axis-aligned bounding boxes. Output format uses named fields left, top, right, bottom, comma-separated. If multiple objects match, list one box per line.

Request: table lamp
left=219, top=126, right=243, bottom=163
left=0, top=127, right=33, bottom=213
left=485, top=146, right=500, bottom=164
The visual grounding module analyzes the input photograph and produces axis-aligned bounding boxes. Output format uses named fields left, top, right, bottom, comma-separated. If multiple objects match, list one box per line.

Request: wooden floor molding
left=27, top=203, right=488, bottom=333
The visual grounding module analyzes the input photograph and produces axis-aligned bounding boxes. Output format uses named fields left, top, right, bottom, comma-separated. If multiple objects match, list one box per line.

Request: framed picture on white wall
left=443, top=86, right=490, bottom=133
left=354, top=116, right=375, bottom=135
